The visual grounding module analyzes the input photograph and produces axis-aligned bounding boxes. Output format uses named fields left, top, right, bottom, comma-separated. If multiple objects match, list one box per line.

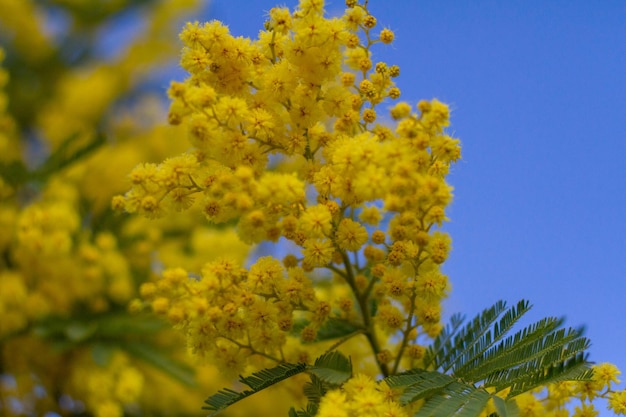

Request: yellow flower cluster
left=67, top=350, right=145, bottom=417
left=119, top=0, right=460, bottom=378
left=0, top=180, right=136, bottom=339
left=137, top=256, right=332, bottom=376
left=317, top=374, right=407, bottom=417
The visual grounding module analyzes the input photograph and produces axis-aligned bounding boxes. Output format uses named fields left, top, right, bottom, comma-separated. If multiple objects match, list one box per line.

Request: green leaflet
left=0, top=132, right=106, bottom=188
left=203, top=362, right=308, bottom=416
left=310, top=350, right=352, bottom=385
left=118, top=341, right=197, bottom=387
left=29, top=312, right=195, bottom=385
left=290, top=374, right=327, bottom=417
left=203, top=351, right=352, bottom=416
left=31, top=312, right=167, bottom=345
left=386, top=369, right=456, bottom=405
left=492, top=396, right=520, bottom=417
left=413, top=382, right=478, bottom=417
left=303, top=373, right=327, bottom=404
left=292, top=317, right=362, bottom=343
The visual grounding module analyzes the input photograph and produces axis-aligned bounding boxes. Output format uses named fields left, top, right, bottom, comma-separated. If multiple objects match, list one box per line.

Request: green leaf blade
left=310, top=351, right=352, bottom=385
left=492, top=395, right=520, bottom=417
left=454, top=389, right=491, bottom=417
left=398, top=372, right=456, bottom=405
left=413, top=382, right=474, bottom=417
left=119, top=341, right=197, bottom=387
left=202, top=362, right=308, bottom=415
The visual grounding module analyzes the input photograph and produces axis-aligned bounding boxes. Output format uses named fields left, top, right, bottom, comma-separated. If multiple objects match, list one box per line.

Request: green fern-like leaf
left=385, top=370, right=514, bottom=417
left=384, top=368, right=428, bottom=388
left=392, top=300, right=593, bottom=417
left=425, top=300, right=530, bottom=374
left=423, top=313, right=465, bottom=369
left=451, top=300, right=532, bottom=376
left=425, top=300, right=513, bottom=373
left=422, top=299, right=593, bottom=398
left=496, top=352, right=593, bottom=397
left=203, top=362, right=307, bottom=415
left=203, top=352, right=350, bottom=416
left=310, top=351, right=352, bottom=385
left=492, top=395, right=520, bottom=417
left=385, top=369, right=457, bottom=405
left=303, top=373, right=327, bottom=404
left=289, top=407, right=315, bottom=417
left=454, top=389, right=491, bottom=417
left=413, top=381, right=475, bottom=417
left=461, top=321, right=591, bottom=396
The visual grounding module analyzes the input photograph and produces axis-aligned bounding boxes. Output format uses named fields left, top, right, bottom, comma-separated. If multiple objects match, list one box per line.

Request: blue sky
left=206, top=0, right=626, bottom=377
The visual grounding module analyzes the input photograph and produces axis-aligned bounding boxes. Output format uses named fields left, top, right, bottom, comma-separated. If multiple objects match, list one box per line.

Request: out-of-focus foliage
left=0, top=1, right=267, bottom=416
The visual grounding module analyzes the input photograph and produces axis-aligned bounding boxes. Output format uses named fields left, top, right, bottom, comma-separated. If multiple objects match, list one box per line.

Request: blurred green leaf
left=119, top=341, right=197, bottom=387
left=314, top=318, right=361, bottom=342
left=96, top=313, right=167, bottom=336
left=292, top=317, right=362, bottom=343
left=64, top=321, right=98, bottom=342
left=92, top=342, right=115, bottom=366
left=310, top=351, right=352, bottom=386
left=0, top=160, right=30, bottom=187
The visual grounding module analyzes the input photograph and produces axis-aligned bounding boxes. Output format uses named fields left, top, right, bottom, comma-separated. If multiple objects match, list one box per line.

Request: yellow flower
left=572, top=403, right=598, bottom=417
left=428, top=232, right=452, bottom=264
left=593, top=362, right=621, bottom=387
left=95, top=401, right=123, bottom=417
left=269, top=7, right=292, bottom=33
left=247, top=299, right=279, bottom=329
left=359, top=206, right=382, bottom=226
left=248, top=256, right=286, bottom=294
left=609, top=389, right=626, bottom=414
left=335, top=218, right=368, bottom=251
left=376, top=304, right=405, bottom=331
left=299, top=204, right=333, bottom=238
left=343, top=6, right=366, bottom=31
left=318, top=390, right=349, bottom=417
left=114, top=367, right=144, bottom=403
left=379, top=28, right=395, bottom=44
left=302, top=239, right=335, bottom=267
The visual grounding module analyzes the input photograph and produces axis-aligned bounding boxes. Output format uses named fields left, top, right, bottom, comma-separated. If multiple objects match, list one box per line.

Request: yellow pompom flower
left=303, top=239, right=335, bottom=267
left=379, top=28, right=395, bottom=44
left=609, top=389, right=626, bottom=414
left=248, top=256, right=286, bottom=295
left=299, top=204, right=333, bottom=238
left=114, top=367, right=144, bottom=403
left=335, top=218, right=368, bottom=251
left=95, top=401, right=123, bottom=417
left=317, top=390, right=349, bottom=417
left=593, top=362, right=621, bottom=388
left=573, top=403, right=599, bottom=417
left=269, top=7, right=293, bottom=33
